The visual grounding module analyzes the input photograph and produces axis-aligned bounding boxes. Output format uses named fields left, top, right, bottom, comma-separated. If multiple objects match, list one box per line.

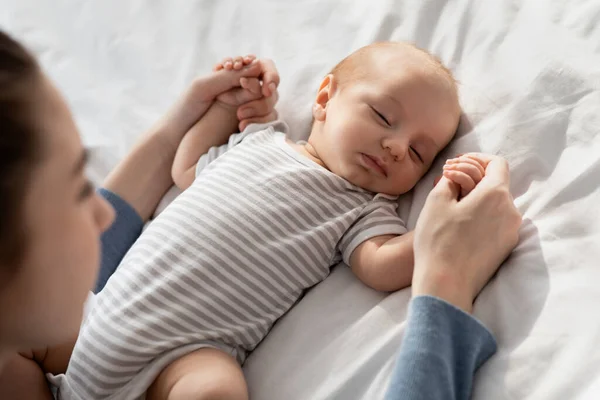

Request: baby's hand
left=214, top=55, right=278, bottom=98
left=213, top=54, right=261, bottom=109
left=214, top=72, right=263, bottom=109
left=213, top=55, right=280, bottom=131
left=441, top=154, right=486, bottom=197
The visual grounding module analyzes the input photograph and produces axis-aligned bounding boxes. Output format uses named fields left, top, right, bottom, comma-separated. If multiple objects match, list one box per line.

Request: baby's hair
left=329, top=41, right=458, bottom=99
left=309, top=41, right=459, bottom=131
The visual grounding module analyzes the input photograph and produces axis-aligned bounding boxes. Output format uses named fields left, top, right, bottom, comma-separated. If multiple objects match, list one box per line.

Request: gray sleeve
left=338, top=195, right=407, bottom=265
left=195, top=120, right=289, bottom=177
left=195, top=130, right=247, bottom=177
left=385, top=296, right=497, bottom=400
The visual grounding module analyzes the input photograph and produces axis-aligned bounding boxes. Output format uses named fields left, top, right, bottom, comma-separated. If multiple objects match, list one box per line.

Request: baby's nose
left=384, top=138, right=407, bottom=161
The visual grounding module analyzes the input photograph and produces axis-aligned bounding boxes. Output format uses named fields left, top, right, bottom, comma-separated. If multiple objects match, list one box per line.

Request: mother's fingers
left=238, top=111, right=278, bottom=132
left=258, top=58, right=280, bottom=97
left=235, top=58, right=279, bottom=97
left=237, top=89, right=279, bottom=120
left=443, top=170, right=476, bottom=197
left=481, top=156, right=510, bottom=187
left=429, top=176, right=460, bottom=202
left=460, top=153, right=510, bottom=186
left=240, top=77, right=262, bottom=95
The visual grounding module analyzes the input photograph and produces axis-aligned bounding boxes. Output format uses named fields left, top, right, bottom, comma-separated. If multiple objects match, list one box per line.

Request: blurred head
left=0, top=31, right=114, bottom=351
left=308, top=42, right=461, bottom=196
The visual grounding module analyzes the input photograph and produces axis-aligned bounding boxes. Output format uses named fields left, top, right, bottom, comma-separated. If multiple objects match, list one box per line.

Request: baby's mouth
left=360, top=153, right=388, bottom=177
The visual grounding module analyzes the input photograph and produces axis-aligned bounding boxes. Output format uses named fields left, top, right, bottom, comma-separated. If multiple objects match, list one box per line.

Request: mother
left=0, top=31, right=520, bottom=399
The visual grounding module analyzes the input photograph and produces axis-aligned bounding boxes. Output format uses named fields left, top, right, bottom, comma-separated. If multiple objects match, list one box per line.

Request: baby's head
left=308, top=41, right=461, bottom=196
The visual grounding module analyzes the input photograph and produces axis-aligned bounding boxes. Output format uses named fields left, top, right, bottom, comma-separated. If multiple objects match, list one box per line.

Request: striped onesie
left=56, top=121, right=407, bottom=399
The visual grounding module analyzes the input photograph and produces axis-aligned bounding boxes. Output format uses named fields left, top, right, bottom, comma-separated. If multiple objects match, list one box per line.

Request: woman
left=0, top=30, right=521, bottom=399
left=0, top=30, right=279, bottom=398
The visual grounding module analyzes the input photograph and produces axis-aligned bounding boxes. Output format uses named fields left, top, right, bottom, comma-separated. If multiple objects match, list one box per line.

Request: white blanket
left=3, top=1, right=600, bottom=398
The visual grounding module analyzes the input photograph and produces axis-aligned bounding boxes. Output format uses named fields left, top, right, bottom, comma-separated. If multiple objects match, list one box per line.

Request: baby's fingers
left=445, top=155, right=485, bottom=177
left=258, top=58, right=280, bottom=97
left=237, top=89, right=279, bottom=121
left=443, top=161, right=483, bottom=184
left=443, top=170, right=476, bottom=197
left=240, top=77, right=262, bottom=95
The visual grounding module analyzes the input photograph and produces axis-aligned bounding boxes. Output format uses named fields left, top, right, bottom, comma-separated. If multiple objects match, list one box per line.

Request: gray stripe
left=91, top=294, right=180, bottom=351
left=195, top=181, right=326, bottom=285
left=171, top=204, right=315, bottom=299
left=212, top=163, right=334, bottom=256
left=303, top=169, right=367, bottom=210
left=277, top=172, right=358, bottom=235
left=113, top=255, right=253, bottom=345
left=147, top=240, right=268, bottom=330
left=146, top=220, right=291, bottom=325
left=92, top=287, right=225, bottom=362
left=155, top=208, right=302, bottom=304
left=67, top=359, right=109, bottom=397
left=80, top=325, right=153, bottom=370
left=150, top=214, right=301, bottom=321
left=133, top=241, right=264, bottom=344
left=181, top=182, right=322, bottom=287
left=100, top=270, right=207, bottom=342
left=206, top=169, right=331, bottom=279
left=286, top=169, right=362, bottom=221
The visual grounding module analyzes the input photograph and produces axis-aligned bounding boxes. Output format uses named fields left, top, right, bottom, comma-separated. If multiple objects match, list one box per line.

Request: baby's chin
left=368, top=184, right=406, bottom=197
left=341, top=168, right=406, bottom=196
left=360, top=176, right=413, bottom=196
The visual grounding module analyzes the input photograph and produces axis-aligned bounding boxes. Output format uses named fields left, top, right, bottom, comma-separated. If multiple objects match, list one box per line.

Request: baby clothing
left=55, top=121, right=407, bottom=399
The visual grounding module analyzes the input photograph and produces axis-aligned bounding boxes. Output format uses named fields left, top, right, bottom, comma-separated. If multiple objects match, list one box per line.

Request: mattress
left=3, top=0, right=600, bottom=398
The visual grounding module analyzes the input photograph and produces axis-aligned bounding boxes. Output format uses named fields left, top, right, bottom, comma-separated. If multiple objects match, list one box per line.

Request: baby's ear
left=313, top=74, right=335, bottom=121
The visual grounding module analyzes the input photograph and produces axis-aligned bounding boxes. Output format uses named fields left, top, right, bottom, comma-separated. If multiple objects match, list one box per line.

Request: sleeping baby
left=58, top=42, right=486, bottom=399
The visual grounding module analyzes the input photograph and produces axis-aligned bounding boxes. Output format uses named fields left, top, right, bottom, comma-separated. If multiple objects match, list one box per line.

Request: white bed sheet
left=3, top=0, right=600, bottom=398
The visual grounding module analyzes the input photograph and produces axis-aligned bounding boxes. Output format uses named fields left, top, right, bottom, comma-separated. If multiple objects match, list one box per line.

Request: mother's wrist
left=412, top=265, right=474, bottom=314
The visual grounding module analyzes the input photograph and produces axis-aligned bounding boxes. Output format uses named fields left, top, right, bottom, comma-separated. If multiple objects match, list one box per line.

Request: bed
left=3, top=0, right=600, bottom=398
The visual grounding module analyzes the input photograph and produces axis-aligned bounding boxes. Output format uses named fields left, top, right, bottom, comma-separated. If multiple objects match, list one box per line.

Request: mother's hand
left=216, top=57, right=280, bottom=131
left=412, top=154, right=522, bottom=313
left=237, top=58, right=280, bottom=131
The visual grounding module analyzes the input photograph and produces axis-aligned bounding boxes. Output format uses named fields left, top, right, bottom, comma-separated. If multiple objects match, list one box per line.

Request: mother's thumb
left=472, top=154, right=510, bottom=187
left=431, top=176, right=460, bottom=201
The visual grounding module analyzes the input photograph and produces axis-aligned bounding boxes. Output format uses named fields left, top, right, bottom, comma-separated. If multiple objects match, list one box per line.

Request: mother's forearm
left=102, top=128, right=178, bottom=221
left=102, top=78, right=219, bottom=221
left=385, top=296, right=497, bottom=400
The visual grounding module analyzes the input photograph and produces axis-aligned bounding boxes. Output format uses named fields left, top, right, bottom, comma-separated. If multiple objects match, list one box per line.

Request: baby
left=59, top=42, right=484, bottom=399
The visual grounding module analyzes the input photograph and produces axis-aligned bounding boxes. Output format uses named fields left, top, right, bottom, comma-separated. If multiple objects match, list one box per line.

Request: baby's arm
left=351, top=154, right=487, bottom=292
left=350, top=232, right=415, bottom=292
left=172, top=57, right=274, bottom=190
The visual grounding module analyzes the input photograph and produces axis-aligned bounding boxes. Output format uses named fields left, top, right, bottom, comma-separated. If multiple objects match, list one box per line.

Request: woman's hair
left=0, top=30, right=42, bottom=269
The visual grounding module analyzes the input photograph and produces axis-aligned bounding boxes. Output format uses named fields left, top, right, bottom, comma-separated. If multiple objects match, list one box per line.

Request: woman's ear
left=313, top=74, right=335, bottom=122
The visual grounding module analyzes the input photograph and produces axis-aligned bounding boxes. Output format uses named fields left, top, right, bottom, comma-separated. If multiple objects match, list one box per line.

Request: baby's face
left=309, top=51, right=460, bottom=196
